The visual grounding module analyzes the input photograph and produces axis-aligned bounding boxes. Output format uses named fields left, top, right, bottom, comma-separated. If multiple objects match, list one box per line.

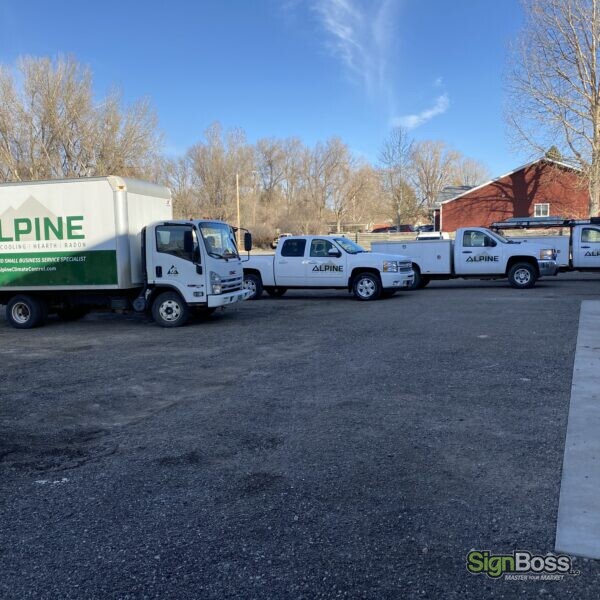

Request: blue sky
left=0, top=0, right=525, bottom=177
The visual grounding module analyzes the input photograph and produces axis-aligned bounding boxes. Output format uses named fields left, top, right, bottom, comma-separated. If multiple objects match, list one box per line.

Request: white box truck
left=0, top=177, right=251, bottom=328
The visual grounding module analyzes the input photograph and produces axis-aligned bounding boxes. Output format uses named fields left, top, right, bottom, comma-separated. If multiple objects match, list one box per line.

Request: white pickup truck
left=372, top=226, right=558, bottom=289
left=243, top=235, right=414, bottom=300
left=490, top=217, right=600, bottom=272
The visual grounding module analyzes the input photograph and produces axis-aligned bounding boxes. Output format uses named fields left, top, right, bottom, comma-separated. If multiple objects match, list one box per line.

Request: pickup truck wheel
left=408, top=266, right=423, bottom=290
left=6, top=295, right=46, bottom=329
left=508, top=262, right=537, bottom=289
left=243, top=273, right=263, bottom=300
left=266, top=287, right=287, bottom=297
left=152, top=291, right=189, bottom=327
left=352, top=272, right=382, bottom=301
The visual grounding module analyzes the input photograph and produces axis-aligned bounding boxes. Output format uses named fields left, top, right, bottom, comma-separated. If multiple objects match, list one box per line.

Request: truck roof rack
left=491, top=216, right=600, bottom=230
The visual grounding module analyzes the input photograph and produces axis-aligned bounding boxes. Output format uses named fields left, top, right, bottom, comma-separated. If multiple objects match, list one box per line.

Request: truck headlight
left=539, top=249, right=555, bottom=260
left=383, top=261, right=399, bottom=272
left=210, top=271, right=222, bottom=294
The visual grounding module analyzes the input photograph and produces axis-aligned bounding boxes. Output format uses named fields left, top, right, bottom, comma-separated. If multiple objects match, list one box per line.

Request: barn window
left=534, top=203, right=550, bottom=217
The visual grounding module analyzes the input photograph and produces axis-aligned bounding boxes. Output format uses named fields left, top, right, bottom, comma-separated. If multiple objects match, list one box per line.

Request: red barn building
left=438, top=158, right=590, bottom=232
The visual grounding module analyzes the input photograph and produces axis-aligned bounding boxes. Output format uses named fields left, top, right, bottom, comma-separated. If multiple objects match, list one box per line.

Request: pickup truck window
left=156, top=225, right=197, bottom=262
left=582, top=228, right=600, bottom=243
left=463, top=230, right=496, bottom=248
left=310, top=239, right=334, bottom=257
left=281, top=239, right=306, bottom=257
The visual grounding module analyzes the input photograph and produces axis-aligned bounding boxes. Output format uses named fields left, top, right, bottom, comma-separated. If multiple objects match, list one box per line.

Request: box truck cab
left=0, top=177, right=251, bottom=328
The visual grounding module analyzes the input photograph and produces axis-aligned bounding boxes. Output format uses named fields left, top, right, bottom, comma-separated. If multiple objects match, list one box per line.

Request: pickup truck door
left=573, top=226, right=600, bottom=269
left=274, top=238, right=308, bottom=286
left=455, top=230, right=504, bottom=275
left=304, top=239, right=347, bottom=286
left=152, top=224, right=202, bottom=303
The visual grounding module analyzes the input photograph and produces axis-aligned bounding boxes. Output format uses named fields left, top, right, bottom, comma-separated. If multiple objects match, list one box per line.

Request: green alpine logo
left=0, top=215, right=84, bottom=242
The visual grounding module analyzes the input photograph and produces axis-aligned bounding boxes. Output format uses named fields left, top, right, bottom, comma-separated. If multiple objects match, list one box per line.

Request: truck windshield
left=333, top=238, right=366, bottom=254
left=199, top=222, right=239, bottom=259
left=487, top=229, right=510, bottom=244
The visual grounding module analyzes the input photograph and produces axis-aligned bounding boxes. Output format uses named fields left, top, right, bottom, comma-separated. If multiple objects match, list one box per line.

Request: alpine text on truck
left=0, top=177, right=251, bottom=328
left=243, top=235, right=414, bottom=300
left=490, top=217, right=600, bottom=273
left=371, top=227, right=558, bottom=289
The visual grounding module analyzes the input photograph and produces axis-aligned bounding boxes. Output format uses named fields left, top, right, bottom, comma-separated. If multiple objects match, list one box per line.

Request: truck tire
left=151, top=291, right=189, bottom=327
left=508, top=262, right=537, bottom=289
left=56, top=306, right=90, bottom=321
left=243, top=273, right=263, bottom=300
left=265, top=287, right=287, bottom=297
left=6, top=295, right=47, bottom=329
left=352, top=272, right=382, bottom=301
left=408, top=266, right=429, bottom=290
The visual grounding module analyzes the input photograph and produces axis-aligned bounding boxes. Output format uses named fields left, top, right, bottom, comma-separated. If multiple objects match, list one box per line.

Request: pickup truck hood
left=360, top=251, right=411, bottom=264
left=505, top=240, right=555, bottom=256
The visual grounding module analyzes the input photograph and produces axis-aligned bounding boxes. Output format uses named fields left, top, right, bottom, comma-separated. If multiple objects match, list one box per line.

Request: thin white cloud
left=392, top=94, right=450, bottom=129
left=312, top=0, right=397, bottom=97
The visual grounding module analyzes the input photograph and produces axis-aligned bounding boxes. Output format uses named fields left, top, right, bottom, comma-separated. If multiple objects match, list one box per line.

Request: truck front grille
left=399, top=262, right=413, bottom=273
left=221, top=275, right=243, bottom=293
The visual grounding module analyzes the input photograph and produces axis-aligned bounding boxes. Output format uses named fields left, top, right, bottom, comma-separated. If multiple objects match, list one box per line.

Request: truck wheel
left=352, top=272, right=382, bottom=301
left=6, top=295, right=47, bottom=329
left=408, top=265, right=426, bottom=290
left=151, top=291, right=189, bottom=327
left=266, top=287, right=287, bottom=297
left=243, top=273, right=263, bottom=300
left=508, top=262, right=537, bottom=289
left=56, top=307, right=90, bottom=321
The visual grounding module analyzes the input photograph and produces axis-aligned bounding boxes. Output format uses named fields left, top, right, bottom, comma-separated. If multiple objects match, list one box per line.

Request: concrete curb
left=555, top=300, right=600, bottom=558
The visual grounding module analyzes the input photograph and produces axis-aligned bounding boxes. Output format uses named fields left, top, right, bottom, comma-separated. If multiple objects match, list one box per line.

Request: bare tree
left=184, top=122, right=253, bottom=222
left=451, top=157, right=491, bottom=187
left=0, top=56, right=160, bottom=182
left=507, top=0, right=600, bottom=215
left=410, top=140, right=460, bottom=211
left=379, top=127, right=416, bottom=227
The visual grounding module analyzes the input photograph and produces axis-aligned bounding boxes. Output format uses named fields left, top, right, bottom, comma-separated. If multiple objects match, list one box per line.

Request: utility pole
left=236, top=172, right=241, bottom=246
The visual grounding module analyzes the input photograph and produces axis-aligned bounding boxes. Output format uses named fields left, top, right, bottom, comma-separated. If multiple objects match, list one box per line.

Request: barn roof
left=439, top=157, right=581, bottom=206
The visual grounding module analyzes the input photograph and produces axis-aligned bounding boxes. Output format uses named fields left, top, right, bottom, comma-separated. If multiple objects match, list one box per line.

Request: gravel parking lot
left=2, top=274, right=600, bottom=599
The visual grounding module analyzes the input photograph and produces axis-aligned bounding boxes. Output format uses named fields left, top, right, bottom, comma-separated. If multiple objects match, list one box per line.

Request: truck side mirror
left=328, top=248, right=341, bottom=257
left=244, top=232, right=252, bottom=252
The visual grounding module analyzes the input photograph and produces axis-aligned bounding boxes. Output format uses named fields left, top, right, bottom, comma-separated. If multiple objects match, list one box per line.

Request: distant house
left=432, top=186, right=474, bottom=230
left=436, top=158, right=589, bottom=232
